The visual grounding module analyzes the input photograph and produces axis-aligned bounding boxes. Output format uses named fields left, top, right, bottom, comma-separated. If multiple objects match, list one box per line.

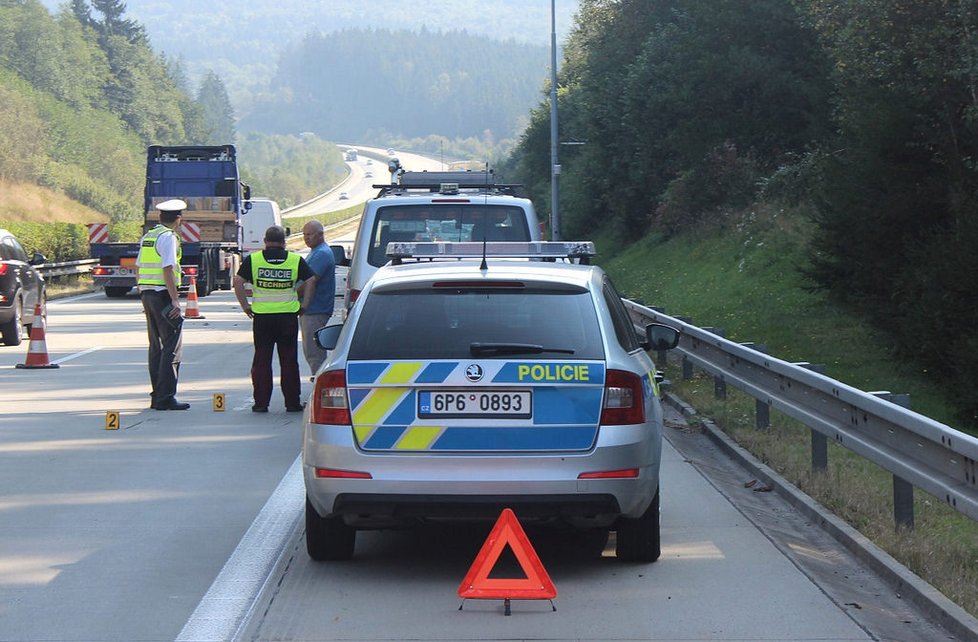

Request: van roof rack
left=374, top=183, right=527, bottom=197
left=373, top=169, right=526, bottom=197
left=386, top=241, right=597, bottom=264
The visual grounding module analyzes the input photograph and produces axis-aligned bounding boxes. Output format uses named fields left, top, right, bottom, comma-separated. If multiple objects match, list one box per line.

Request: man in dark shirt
left=233, top=225, right=316, bottom=413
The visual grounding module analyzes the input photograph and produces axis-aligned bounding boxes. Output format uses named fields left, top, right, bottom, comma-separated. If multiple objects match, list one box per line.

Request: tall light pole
left=549, top=0, right=560, bottom=240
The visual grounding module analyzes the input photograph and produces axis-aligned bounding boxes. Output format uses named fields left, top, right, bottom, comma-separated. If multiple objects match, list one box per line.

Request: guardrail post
left=703, top=327, right=726, bottom=399
left=797, top=363, right=829, bottom=472
left=676, top=316, right=694, bottom=380
left=742, top=343, right=770, bottom=430
left=871, top=392, right=915, bottom=530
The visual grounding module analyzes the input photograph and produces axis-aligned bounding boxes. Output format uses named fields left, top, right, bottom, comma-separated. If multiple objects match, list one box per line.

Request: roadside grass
left=597, top=203, right=978, bottom=619
left=601, top=204, right=960, bottom=428
left=47, top=275, right=94, bottom=300
left=0, top=181, right=108, bottom=225
left=283, top=203, right=361, bottom=231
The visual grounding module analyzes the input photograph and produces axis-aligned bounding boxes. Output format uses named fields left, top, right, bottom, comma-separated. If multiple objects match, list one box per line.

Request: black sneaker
left=252, top=405, right=268, bottom=413
left=286, top=403, right=306, bottom=413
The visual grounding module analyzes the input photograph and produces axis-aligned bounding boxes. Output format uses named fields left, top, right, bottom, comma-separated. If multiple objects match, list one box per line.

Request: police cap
left=157, top=199, right=187, bottom=213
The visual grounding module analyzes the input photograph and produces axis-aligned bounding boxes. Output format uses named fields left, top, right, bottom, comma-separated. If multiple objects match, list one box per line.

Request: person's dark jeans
left=141, top=290, right=183, bottom=406
left=251, top=312, right=301, bottom=409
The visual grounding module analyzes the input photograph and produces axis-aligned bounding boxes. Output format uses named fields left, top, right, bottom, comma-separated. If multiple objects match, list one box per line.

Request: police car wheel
left=615, top=488, right=661, bottom=563
left=305, top=496, right=356, bottom=561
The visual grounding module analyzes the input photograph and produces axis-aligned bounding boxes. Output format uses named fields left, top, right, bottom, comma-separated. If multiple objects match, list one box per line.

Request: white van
left=241, top=198, right=283, bottom=255
left=344, top=170, right=541, bottom=310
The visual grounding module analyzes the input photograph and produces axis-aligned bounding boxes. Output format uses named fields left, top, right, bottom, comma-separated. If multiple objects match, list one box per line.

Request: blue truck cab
left=91, top=144, right=252, bottom=298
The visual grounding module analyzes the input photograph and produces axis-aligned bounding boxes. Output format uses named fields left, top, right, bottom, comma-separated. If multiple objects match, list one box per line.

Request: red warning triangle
left=457, top=508, right=557, bottom=600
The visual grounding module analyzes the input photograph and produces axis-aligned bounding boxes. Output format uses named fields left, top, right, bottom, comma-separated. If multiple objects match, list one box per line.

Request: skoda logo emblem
left=465, top=364, right=484, bottom=382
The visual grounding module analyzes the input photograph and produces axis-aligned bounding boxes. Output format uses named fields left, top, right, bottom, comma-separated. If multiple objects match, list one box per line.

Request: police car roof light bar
left=386, top=241, right=597, bottom=265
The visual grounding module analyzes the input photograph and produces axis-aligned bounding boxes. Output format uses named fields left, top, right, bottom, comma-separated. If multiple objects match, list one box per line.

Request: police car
left=303, top=241, right=679, bottom=562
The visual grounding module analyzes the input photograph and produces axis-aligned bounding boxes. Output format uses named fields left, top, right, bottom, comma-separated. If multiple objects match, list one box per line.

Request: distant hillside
left=241, top=29, right=547, bottom=141
left=36, top=0, right=577, bottom=141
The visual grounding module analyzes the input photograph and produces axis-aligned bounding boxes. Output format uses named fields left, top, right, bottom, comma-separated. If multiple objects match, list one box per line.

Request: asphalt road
left=0, top=290, right=962, bottom=641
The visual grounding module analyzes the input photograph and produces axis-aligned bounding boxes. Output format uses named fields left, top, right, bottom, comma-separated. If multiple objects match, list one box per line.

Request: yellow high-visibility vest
left=251, top=251, right=300, bottom=314
left=137, top=225, right=182, bottom=286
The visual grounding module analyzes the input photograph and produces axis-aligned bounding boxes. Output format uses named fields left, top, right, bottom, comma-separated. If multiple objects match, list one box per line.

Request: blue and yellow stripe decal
left=346, top=360, right=605, bottom=452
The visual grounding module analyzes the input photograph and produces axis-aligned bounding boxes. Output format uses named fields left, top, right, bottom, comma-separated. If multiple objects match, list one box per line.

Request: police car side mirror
left=644, top=323, right=680, bottom=351
left=30, top=252, right=47, bottom=266
left=314, top=323, right=343, bottom=350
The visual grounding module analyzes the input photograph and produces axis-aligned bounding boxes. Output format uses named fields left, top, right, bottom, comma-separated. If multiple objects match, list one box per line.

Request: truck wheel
left=1, top=296, right=23, bottom=346
left=196, top=254, right=211, bottom=298
left=205, top=249, right=217, bottom=294
left=305, top=496, right=355, bottom=561
left=104, top=287, right=130, bottom=298
left=615, top=489, right=661, bottom=563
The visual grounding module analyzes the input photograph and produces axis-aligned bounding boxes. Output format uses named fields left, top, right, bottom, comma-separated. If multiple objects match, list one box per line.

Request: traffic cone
left=16, top=303, right=59, bottom=369
left=185, top=276, right=205, bottom=319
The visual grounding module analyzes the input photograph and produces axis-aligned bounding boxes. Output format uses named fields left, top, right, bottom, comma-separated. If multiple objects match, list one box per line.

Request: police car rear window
left=368, top=205, right=531, bottom=267
left=349, top=288, right=604, bottom=360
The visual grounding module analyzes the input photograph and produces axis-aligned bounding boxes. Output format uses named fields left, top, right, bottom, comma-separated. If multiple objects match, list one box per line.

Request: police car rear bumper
left=328, top=493, right=623, bottom=529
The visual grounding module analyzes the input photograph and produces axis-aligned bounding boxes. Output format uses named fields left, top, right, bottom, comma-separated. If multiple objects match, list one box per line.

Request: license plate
left=418, top=390, right=531, bottom=418
left=115, top=267, right=134, bottom=276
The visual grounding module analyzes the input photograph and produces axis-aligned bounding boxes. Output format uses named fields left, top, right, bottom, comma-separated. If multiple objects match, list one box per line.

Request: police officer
left=137, top=198, right=189, bottom=410
left=233, top=225, right=316, bottom=413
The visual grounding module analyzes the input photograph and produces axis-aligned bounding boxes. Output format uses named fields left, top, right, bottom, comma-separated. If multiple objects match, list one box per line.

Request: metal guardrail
left=38, top=258, right=98, bottom=278
left=623, top=299, right=978, bottom=526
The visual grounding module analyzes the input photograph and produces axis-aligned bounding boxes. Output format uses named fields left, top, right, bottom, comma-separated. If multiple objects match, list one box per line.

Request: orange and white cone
left=185, top=276, right=205, bottom=319
left=16, top=303, right=59, bottom=369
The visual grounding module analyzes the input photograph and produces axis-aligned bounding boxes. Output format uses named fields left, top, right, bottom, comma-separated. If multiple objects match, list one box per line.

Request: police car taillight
left=92, top=266, right=110, bottom=276
left=600, top=370, right=645, bottom=425
left=313, top=369, right=351, bottom=425
left=0, top=264, right=8, bottom=277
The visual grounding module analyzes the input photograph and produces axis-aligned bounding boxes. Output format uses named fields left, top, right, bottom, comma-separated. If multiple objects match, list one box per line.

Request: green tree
left=0, top=84, right=47, bottom=182
left=90, top=0, right=146, bottom=45
left=197, top=70, right=236, bottom=144
left=803, top=0, right=978, bottom=420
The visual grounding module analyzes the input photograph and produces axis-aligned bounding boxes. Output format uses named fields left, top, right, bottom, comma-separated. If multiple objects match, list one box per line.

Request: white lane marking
left=51, top=346, right=104, bottom=364
left=175, top=455, right=303, bottom=642
left=49, top=292, right=103, bottom=304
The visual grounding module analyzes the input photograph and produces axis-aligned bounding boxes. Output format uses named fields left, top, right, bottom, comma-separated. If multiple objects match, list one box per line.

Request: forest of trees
left=505, top=0, right=978, bottom=422
left=239, top=28, right=549, bottom=145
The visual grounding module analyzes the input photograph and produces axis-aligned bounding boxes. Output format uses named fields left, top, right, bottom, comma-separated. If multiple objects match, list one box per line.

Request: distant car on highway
left=302, top=241, right=680, bottom=561
left=0, top=229, right=46, bottom=346
left=386, top=148, right=396, bottom=157
left=339, top=192, right=350, bottom=200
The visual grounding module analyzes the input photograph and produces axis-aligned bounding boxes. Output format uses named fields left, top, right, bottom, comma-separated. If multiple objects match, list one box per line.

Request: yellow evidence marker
left=213, top=393, right=225, bottom=412
left=105, top=411, right=120, bottom=430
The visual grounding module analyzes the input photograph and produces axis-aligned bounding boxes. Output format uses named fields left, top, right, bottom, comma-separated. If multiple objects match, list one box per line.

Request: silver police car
left=303, top=242, right=679, bottom=562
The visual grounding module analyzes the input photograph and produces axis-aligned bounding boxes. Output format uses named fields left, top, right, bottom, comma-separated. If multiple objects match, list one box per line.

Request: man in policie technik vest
left=233, top=225, right=316, bottom=412
left=136, top=198, right=190, bottom=410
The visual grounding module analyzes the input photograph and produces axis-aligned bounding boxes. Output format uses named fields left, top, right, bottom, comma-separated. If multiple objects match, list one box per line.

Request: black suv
left=0, top=229, right=46, bottom=346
